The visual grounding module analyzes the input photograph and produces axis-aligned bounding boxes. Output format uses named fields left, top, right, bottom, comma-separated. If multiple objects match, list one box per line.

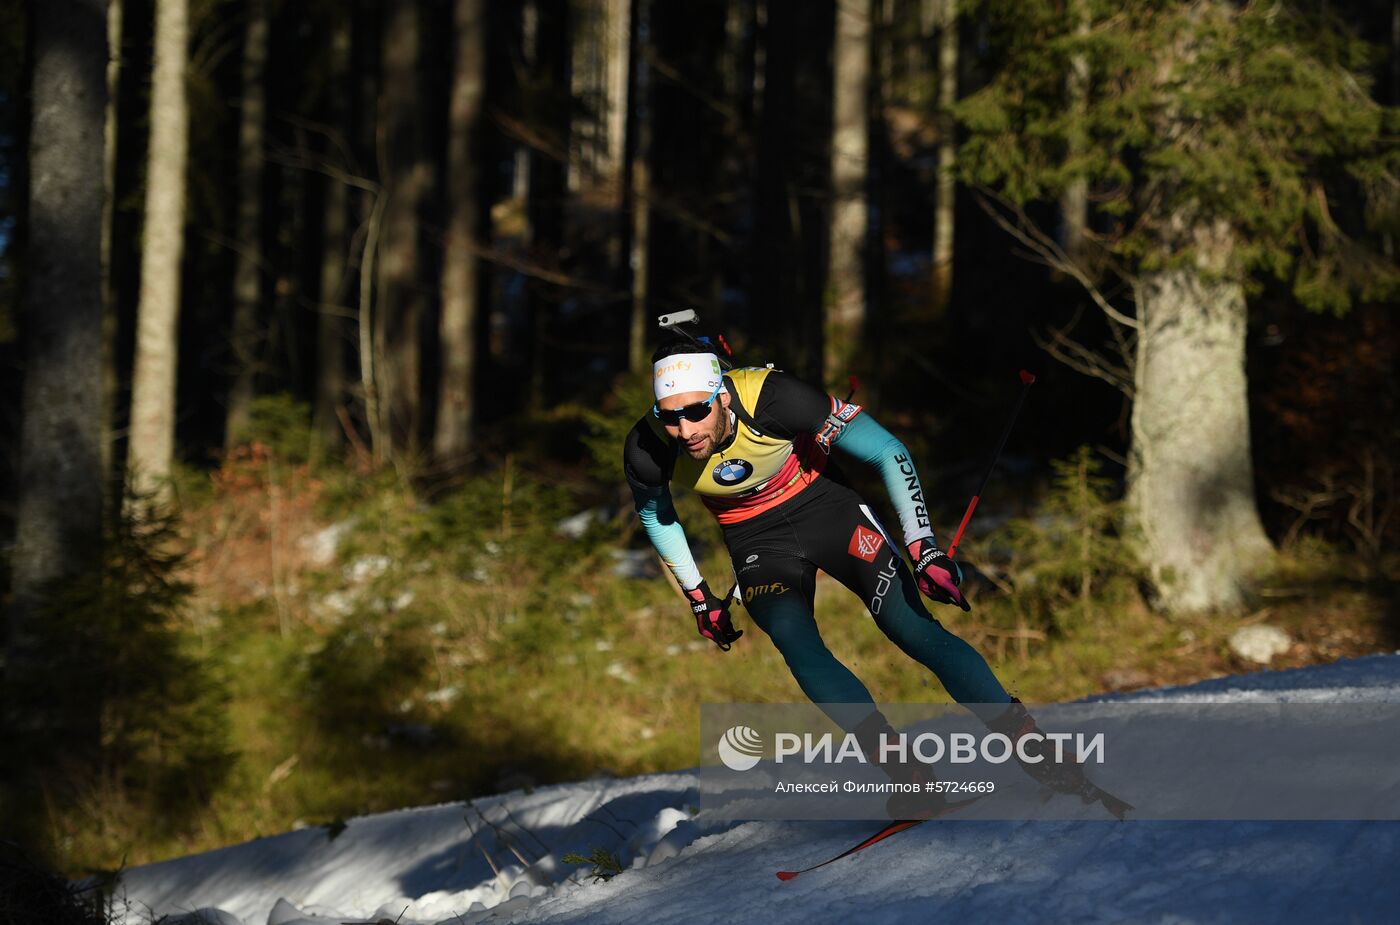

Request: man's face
left=658, top=389, right=731, bottom=460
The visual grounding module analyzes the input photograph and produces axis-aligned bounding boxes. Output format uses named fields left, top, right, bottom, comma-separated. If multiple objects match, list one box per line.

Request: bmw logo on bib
left=712, top=458, right=754, bottom=486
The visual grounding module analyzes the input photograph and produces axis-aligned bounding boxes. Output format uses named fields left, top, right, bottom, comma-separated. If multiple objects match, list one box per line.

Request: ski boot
left=853, top=710, right=947, bottom=820
left=988, top=698, right=1133, bottom=818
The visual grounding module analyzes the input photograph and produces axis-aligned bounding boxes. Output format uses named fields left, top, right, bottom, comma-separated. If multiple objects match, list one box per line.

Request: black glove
left=906, top=538, right=970, bottom=612
left=685, top=579, right=743, bottom=651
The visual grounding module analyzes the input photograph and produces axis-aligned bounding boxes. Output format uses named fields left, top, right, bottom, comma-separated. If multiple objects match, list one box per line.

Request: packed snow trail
left=111, top=654, right=1400, bottom=925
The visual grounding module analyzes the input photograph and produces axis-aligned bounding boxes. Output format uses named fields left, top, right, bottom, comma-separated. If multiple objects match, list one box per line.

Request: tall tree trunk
left=435, top=0, right=485, bottom=460
left=825, top=0, right=870, bottom=385
left=102, top=0, right=123, bottom=511
left=1392, top=0, right=1399, bottom=107
left=525, top=0, right=570, bottom=412
left=621, top=0, right=649, bottom=373
left=566, top=0, right=602, bottom=190
left=1127, top=222, right=1274, bottom=613
left=274, top=137, right=307, bottom=393
left=377, top=0, right=431, bottom=457
left=313, top=13, right=352, bottom=451
left=650, top=0, right=726, bottom=331
left=1388, top=0, right=1398, bottom=258
left=755, top=0, right=832, bottom=380
left=225, top=0, right=269, bottom=449
left=350, top=0, right=382, bottom=455
left=930, top=0, right=956, bottom=316
left=13, top=0, right=108, bottom=649
left=1058, top=0, right=1089, bottom=261
left=128, top=0, right=190, bottom=502
left=730, top=0, right=757, bottom=145
left=604, top=0, right=631, bottom=182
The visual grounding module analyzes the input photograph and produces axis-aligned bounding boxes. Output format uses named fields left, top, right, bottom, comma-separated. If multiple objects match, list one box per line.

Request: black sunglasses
left=653, top=384, right=722, bottom=426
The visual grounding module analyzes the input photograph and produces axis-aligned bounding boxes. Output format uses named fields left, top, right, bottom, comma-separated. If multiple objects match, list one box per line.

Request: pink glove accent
left=907, top=539, right=970, bottom=612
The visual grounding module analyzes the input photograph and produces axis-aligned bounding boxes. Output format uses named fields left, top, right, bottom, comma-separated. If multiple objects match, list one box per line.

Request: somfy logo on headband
left=654, top=352, right=723, bottom=400
left=655, top=359, right=693, bottom=379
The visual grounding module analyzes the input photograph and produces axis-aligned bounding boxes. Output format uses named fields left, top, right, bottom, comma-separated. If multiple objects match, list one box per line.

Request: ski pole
left=946, top=369, right=1036, bottom=559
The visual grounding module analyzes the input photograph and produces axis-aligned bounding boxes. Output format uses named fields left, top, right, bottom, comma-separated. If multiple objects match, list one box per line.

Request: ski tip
left=1093, top=788, right=1134, bottom=820
left=1105, top=799, right=1134, bottom=821
left=776, top=871, right=800, bottom=882
left=1019, top=369, right=1036, bottom=385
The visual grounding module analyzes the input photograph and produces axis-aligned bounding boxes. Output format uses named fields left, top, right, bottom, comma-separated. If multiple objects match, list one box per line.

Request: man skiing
left=624, top=334, right=1103, bottom=818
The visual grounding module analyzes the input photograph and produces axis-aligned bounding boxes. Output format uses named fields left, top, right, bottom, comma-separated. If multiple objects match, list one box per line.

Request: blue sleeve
left=630, top=484, right=704, bottom=591
left=830, top=412, right=936, bottom=549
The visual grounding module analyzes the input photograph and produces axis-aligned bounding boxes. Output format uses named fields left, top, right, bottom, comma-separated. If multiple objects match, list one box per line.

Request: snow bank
left=110, top=655, right=1400, bottom=924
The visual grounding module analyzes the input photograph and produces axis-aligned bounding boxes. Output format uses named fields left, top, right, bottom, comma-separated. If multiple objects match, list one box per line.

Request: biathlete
left=623, top=334, right=1105, bottom=818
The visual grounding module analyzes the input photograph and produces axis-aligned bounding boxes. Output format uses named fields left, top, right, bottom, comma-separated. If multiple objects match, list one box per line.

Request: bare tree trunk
left=733, top=0, right=758, bottom=142
left=1127, top=222, right=1274, bottom=613
left=1393, top=0, right=1399, bottom=107
left=225, top=0, right=269, bottom=449
left=879, top=0, right=894, bottom=92
left=567, top=0, right=604, bottom=190
left=605, top=0, right=631, bottom=182
left=12, top=0, right=108, bottom=649
left=1059, top=0, right=1089, bottom=261
left=525, top=0, right=570, bottom=412
left=621, top=0, right=649, bottom=373
left=1388, top=0, right=1398, bottom=258
left=128, top=0, right=190, bottom=503
left=930, top=0, right=956, bottom=316
left=273, top=142, right=306, bottom=398
left=649, top=1, right=726, bottom=334
left=377, top=0, right=431, bottom=457
left=825, top=0, right=870, bottom=385
left=313, top=15, right=352, bottom=451
left=629, top=149, right=650, bottom=370
left=756, top=0, right=832, bottom=380
left=350, top=0, right=383, bottom=458
left=102, top=0, right=123, bottom=511
left=435, top=0, right=486, bottom=460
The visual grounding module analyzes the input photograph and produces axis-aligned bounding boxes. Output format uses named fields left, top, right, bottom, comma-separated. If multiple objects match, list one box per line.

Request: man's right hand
left=686, top=580, right=743, bottom=650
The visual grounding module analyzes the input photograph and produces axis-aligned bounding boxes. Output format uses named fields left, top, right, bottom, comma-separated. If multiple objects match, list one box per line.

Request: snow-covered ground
left=112, top=655, right=1400, bottom=925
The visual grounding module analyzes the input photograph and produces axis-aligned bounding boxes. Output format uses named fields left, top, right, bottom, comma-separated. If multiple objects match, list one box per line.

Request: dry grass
left=39, top=448, right=1395, bottom=875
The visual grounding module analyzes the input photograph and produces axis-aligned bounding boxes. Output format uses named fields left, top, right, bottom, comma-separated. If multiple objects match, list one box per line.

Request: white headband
left=653, top=352, right=725, bottom=401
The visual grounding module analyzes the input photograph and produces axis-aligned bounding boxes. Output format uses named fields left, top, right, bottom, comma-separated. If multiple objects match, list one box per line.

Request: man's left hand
left=686, top=580, right=744, bottom=650
left=907, top=539, right=970, bottom=612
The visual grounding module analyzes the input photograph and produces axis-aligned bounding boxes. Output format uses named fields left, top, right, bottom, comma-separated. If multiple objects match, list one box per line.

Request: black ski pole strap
left=724, top=375, right=767, bottom=437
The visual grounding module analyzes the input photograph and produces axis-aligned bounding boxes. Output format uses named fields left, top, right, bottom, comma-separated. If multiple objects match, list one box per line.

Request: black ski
left=775, top=797, right=982, bottom=881
left=1085, top=783, right=1133, bottom=820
